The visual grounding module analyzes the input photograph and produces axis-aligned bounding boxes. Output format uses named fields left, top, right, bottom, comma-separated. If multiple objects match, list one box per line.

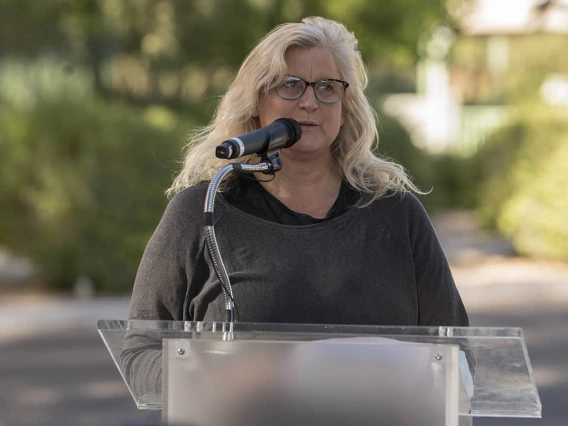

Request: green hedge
left=472, top=109, right=568, bottom=261
left=0, top=98, right=193, bottom=292
left=377, top=115, right=474, bottom=212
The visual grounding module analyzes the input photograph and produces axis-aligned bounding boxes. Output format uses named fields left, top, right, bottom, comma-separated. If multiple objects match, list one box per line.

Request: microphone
left=215, top=118, right=302, bottom=159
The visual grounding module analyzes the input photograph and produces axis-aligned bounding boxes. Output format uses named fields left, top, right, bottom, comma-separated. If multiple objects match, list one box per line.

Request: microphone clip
left=257, top=151, right=283, bottom=175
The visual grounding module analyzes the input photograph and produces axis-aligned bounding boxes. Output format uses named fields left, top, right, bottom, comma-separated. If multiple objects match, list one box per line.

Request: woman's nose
left=298, top=85, right=318, bottom=111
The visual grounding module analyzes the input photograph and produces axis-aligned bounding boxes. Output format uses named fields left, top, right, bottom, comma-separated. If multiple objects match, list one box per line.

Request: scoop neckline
left=216, top=193, right=361, bottom=231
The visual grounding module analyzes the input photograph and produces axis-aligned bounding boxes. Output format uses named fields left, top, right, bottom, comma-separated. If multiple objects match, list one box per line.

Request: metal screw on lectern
left=178, top=348, right=185, bottom=355
left=435, top=353, right=443, bottom=361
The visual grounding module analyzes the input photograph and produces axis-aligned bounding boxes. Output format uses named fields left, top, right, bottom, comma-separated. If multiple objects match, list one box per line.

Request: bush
left=377, top=115, right=474, bottom=212
left=375, top=115, right=435, bottom=209
left=472, top=109, right=568, bottom=261
left=0, top=97, right=194, bottom=292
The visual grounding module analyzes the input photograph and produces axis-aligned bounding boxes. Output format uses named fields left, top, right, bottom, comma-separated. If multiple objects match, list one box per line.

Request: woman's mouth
left=299, top=121, right=318, bottom=129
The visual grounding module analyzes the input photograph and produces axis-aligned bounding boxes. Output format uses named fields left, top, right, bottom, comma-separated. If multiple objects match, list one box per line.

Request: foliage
left=429, top=153, right=474, bottom=210
left=506, top=34, right=568, bottom=104
left=472, top=108, right=568, bottom=260
left=449, top=34, right=568, bottom=105
left=0, top=0, right=453, bottom=111
left=375, top=114, right=473, bottom=213
left=0, top=97, right=192, bottom=291
left=375, top=115, right=434, bottom=204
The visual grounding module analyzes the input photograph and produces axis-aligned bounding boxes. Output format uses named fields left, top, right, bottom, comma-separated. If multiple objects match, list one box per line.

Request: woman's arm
left=122, top=185, right=207, bottom=398
left=403, top=193, right=469, bottom=327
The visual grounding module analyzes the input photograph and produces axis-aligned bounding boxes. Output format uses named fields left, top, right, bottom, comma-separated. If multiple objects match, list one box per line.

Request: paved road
left=0, top=299, right=160, bottom=426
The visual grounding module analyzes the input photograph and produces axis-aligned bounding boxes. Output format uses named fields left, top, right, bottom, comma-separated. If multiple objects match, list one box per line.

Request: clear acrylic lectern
left=98, top=320, right=541, bottom=425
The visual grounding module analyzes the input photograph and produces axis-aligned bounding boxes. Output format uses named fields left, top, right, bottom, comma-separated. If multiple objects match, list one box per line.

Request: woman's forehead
left=284, top=46, right=341, bottom=80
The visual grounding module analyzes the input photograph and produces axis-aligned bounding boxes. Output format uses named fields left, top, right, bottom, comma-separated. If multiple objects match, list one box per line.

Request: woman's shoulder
left=396, top=191, right=427, bottom=212
left=168, top=181, right=210, bottom=209
left=160, top=181, right=214, bottom=227
left=362, top=190, right=432, bottom=229
left=367, top=190, right=425, bottom=213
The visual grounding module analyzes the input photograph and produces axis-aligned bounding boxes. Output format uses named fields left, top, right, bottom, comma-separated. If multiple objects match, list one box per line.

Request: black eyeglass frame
left=276, top=74, right=350, bottom=104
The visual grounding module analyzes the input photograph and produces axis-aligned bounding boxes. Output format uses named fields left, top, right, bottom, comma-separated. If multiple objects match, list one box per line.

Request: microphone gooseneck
left=207, top=118, right=300, bottom=323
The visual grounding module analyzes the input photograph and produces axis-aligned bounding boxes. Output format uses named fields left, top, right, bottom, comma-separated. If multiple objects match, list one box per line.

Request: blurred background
left=0, top=0, right=566, bottom=425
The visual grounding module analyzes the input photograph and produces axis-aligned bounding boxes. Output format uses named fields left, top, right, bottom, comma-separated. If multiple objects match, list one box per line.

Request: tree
left=1, top=0, right=454, bottom=111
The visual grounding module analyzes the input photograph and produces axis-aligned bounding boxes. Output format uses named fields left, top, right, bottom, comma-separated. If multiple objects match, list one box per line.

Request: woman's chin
left=287, top=139, right=328, bottom=154
left=280, top=145, right=332, bottom=165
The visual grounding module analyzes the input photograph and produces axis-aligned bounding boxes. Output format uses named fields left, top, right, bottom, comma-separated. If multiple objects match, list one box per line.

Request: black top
left=128, top=181, right=468, bottom=326
left=223, top=173, right=360, bottom=225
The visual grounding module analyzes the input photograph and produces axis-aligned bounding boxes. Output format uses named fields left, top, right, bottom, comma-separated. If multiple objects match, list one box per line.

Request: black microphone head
left=274, top=118, right=302, bottom=148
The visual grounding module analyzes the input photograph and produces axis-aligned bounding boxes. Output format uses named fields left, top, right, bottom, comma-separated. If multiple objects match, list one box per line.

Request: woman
left=128, top=16, right=469, bottom=327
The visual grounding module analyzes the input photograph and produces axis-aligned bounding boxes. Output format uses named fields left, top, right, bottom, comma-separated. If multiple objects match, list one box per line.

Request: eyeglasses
left=276, top=74, right=349, bottom=104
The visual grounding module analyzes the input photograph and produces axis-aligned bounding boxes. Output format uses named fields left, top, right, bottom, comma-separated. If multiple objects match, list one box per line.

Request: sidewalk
left=0, top=294, right=131, bottom=341
left=432, top=210, right=568, bottom=309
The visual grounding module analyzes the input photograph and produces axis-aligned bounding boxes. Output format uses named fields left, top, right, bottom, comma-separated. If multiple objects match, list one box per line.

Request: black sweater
left=128, top=182, right=468, bottom=327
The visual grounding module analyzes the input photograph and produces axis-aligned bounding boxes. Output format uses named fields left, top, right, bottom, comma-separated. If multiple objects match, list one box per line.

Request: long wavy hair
left=167, top=17, right=420, bottom=205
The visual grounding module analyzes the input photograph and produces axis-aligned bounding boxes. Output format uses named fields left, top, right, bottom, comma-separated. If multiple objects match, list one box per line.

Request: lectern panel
left=163, top=338, right=459, bottom=426
left=97, top=320, right=541, bottom=418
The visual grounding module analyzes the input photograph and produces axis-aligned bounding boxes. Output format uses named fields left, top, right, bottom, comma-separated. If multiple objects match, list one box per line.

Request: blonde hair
left=167, top=17, right=420, bottom=204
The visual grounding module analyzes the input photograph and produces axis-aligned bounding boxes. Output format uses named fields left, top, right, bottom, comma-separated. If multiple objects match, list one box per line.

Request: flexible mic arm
left=204, top=152, right=283, bottom=328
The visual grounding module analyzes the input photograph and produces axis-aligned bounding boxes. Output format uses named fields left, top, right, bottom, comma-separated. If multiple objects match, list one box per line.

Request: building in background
left=382, top=0, right=568, bottom=155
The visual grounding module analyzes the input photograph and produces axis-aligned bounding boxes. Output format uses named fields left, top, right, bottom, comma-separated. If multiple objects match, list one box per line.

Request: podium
left=98, top=320, right=541, bottom=425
